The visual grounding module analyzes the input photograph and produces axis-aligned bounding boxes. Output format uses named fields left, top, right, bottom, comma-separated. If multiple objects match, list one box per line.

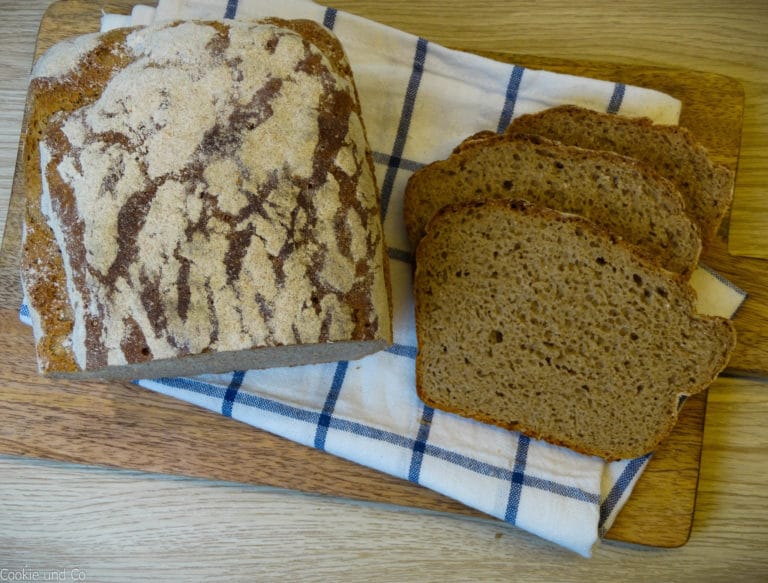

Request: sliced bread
left=404, top=133, right=701, bottom=275
left=413, top=198, right=735, bottom=460
left=507, top=104, right=734, bottom=243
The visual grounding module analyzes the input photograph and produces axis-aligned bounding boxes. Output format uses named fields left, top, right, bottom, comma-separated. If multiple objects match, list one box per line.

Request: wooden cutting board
left=1, top=0, right=767, bottom=550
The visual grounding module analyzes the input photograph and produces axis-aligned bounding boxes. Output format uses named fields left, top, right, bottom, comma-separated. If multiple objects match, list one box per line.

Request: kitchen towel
left=31, top=0, right=744, bottom=556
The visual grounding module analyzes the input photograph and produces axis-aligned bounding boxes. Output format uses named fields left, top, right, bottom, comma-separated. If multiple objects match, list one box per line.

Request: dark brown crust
left=450, top=129, right=496, bottom=153
left=22, top=27, right=136, bottom=373
left=278, top=19, right=394, bottom=337
left=413, top=198, right=736, bottom=460
left=258, top=19, right=393, bottom=348
left=23, top=19, right=392, bottom=376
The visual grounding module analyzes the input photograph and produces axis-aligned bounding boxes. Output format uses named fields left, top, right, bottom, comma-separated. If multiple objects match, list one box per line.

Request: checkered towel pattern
left=22, top=0, right=745, bottom=556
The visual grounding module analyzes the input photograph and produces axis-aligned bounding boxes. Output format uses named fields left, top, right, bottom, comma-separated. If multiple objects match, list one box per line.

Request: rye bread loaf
left=507, top=104, right=734, bottom=243
left=413, top=199, right=735, bottom=460
left=22, top=19, right=392, bottom=380
left=403, top=133, right=701, bottom=274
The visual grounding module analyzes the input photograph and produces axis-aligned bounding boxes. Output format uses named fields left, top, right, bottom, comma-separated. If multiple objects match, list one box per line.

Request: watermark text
left=0, top=566, right=86, bottom=581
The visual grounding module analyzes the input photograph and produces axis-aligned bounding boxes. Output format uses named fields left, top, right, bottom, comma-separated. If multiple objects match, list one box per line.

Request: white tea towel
left=30, top=0, right=744, bottom=556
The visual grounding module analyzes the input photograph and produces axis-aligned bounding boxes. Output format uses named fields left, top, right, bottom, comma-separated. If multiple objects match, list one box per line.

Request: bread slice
left=22, top=19, right=392, bottom=380
left=507, top=104, right=734, bottom=243
left=404, top=133, right=701, bottom=275
left=413, top=199, right=735, bottom=460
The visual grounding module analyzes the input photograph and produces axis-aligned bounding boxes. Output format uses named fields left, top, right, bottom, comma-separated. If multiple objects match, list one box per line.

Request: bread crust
left=22, top=19, right=392, bottom=378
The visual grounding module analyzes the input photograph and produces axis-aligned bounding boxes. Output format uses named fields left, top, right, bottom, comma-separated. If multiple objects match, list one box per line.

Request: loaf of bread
left=413, top=199, right=735, bottom=460
left=507, top=104, right=734, bottom=243
left=22, top=19, right=392, bottom=380
left=403, top=133, right=701, bottom=274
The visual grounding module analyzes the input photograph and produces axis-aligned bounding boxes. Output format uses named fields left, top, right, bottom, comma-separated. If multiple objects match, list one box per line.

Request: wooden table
left=1, top=1, right=767, bottom=580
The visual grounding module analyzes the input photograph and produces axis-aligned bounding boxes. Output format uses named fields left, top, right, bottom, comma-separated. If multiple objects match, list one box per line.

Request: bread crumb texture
left=414, top=199, right=735, bottom=460
left=23, top=20, right=391, bottom=375
left=507, top=105, right=734, bottom=244
left=403, top=133, right=701, bottom=274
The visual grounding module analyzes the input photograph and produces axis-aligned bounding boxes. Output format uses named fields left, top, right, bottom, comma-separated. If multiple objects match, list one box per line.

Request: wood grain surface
left=0, top=0, right=749, bottom=548
left=1, top=1, right=767, bottom=578
left=0, top=374, right=765, bottom=583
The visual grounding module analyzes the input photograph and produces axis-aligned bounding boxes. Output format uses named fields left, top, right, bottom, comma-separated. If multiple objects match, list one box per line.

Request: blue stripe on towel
left=524, top=475, right=603, bottom=504
left=149, top=373, right=600, bottom=507
left=379, top=38, right=429, bottom=219
left=504, top=435, right=531, bottom=523
left=427, top=441, right=598, bottom=504
left=408, top=405, right=435, bottom=482
left=329, top=416, right=417, bottom=449
left=221, top=370, right=245, bottom=417
left=607, top=83, right=626, bottom=114
left=497, top=65, right=525, bottom=133
left=224, top=0, right=238, bottom=19
left=598, top=454, right=651, bottom=533
left=151, top=376, right=230, bottom=400
left=323, top=7, right=338, bottom=30
left=385, top=343, right=418, bottom=359
left=387, top=246, right=413, bottom=264
left=372, top=151, right=424, bottom=173
left=331, top=414, right=597, bottom=503
left=424, top=444, right=513, bottom=479
left=314, top=361, right=349, bottom=450
left=234, top=391, right=322, bottom=425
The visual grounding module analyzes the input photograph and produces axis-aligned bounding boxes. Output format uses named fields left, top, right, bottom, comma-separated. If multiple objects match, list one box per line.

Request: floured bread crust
left=22, top=19, right=392, bottom=378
